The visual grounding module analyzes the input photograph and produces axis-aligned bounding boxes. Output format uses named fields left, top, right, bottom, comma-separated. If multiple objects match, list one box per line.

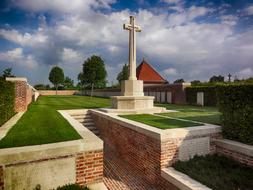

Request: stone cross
left=228, top=73, right=232, bottom=82
left=123, top=16, right=141, bottom=80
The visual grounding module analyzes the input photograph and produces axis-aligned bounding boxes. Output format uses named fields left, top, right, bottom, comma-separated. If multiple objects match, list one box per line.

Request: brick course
left=75, top=150, right=103, bottom=186
left=91, top=113, right=179, bottom=189
left=216, top=146, right=253, bottom=167
left=14, top=81, right=28, bottom=112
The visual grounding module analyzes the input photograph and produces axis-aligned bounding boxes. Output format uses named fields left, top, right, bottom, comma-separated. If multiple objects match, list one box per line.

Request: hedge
left=216, top=84, right=253, bottom=145
left=0, top=78, right=15, bottom=126
left=185, top=86, right=217, bottom=106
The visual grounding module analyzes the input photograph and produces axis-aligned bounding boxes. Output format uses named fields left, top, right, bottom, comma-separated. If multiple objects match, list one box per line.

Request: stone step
left=71, top=114, right=91, bottom=119
left=76, top=118, right=93, bottom=123
left=83, top=122, right=95, bottom=126
left=93, top=130, right=100, bottom=135
left=86, top=126, right=97, bottom=131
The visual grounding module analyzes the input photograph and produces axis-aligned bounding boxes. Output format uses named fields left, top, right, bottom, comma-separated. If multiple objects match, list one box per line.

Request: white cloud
left=236, top=68, right=253, bottom=79
left=0, top=0, right=253, bottom=84
left=163, top=68, right=178, bottom=75
left=0, top=48, right=38, bottom=68
left=13, top=0, right=116, bottom=13
left=245, top=4, right=253, bottom=15
left=162, top=0, right=181, bottom=4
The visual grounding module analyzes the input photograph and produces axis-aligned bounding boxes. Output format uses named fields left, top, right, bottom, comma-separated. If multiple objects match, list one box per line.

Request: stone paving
left=103, top=148, right=157, bottom=190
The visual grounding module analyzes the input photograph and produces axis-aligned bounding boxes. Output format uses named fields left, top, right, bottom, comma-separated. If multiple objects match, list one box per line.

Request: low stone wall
left=83, top=89, right=120, bottom=98
left=0, top=109, right=103, bottom=189
left=39, top=90, right=78, bottom=96
left=214, top=139, right=253, bottom=167
left=90, top=110, right=221, bottom=189
left=83, top=83, right=191, bottom=104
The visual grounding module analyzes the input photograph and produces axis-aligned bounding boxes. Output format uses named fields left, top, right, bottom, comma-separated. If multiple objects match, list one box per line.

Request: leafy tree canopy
left=174, top=78, right=185, bottom=84
left=79, top=55, right=107, bottom=89
left=63, top=76, right=74, bottom=89
left=49, top=66, right=64, bottom=90
left=209, top=75, right=224, bottom=83
left=117, top=63, right=129, bottom=84
left=2, top=68, right=15, bottom=78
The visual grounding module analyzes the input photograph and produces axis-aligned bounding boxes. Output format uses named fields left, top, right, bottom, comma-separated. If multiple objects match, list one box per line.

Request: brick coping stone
left=214, top=139, right=253, bottom=157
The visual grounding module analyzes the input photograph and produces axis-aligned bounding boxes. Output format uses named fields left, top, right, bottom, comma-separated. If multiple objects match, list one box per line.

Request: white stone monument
left=102, top=16, right=165, bottom=114
left=197, top=92, right=204, bottom=106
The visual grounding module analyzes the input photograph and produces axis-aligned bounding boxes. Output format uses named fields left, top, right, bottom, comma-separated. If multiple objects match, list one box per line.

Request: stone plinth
left=101, top=96, right=166, bottom=114
left=112, top=96, right=153, bottom=109
left=121, top=80, right=144, bottom=96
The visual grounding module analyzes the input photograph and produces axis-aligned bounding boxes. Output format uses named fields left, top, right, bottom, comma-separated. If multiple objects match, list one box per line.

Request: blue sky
left=0, top=0, right=253, bottom=85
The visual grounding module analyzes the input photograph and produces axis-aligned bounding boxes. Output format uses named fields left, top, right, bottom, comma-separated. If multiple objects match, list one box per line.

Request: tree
left=80, top=55, right=107, bottom=97
left=173, top=78, right=185, bottom=84
left=2, top=68, right=15, bottom=78
left=117, top=63, right=129, bottom=84
left=63, top=76, right=74, bottom=89
left=209, top=75, right=224, bottom=83
left=49, top=66, right=64, bottom=95
left=191, top=80, right=201, bottom=86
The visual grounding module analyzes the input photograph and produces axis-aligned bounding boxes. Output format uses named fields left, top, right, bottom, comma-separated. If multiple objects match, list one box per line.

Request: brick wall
left=144, top=83, right=191, bottom=104
left=14, top=81, right=28, bottom=112
left=0, top=166, right=3, bottom=190
left=6, top=78, right=35, bottom=112
left=91, top=112, right=179, bottom=189
left=216, top=146, right=253, bottom=167
left=75, top=150, right=103, bottom=186
left=39, top=90, right=78, bottom=96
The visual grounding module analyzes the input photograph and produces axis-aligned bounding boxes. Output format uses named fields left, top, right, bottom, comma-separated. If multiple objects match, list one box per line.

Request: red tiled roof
left=136, top=59, right=167, bottom=83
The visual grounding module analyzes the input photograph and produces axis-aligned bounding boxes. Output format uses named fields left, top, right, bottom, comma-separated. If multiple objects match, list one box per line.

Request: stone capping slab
left=88, top=182, right=108, bottom=190
left=0, top=109, right=103, bottom=164
left=6, top=77, right=27, bottom=82
left=214, top=139, right=253, bottom=157
left=0, top=112, right=25, bottom=140
left=90, top=110, right=221, bottom=141
left=161, top=167, right=211, bottom=190
left=0, top=140, right=84, bottom=165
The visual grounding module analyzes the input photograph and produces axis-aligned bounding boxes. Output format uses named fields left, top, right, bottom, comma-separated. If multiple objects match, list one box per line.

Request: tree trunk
left=91, top=83, right=94, bottom=97
left=56, top=84, right=58, bottom=95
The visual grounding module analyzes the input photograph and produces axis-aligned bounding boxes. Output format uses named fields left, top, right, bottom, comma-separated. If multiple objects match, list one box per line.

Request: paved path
left=103, top=149, right=157, bottom=190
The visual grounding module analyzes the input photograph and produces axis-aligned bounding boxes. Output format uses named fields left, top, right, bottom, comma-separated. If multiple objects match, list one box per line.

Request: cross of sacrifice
left=123, top=16, right=141, bottom=80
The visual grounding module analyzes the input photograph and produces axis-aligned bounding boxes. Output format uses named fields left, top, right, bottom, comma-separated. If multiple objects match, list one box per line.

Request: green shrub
left=0, top=78, right=15, bottom=126
left=217, top=84, right=253, bottom=145
left=55, top=184, right=89, bottom=190
left=186, top=86, right=217, bottom=106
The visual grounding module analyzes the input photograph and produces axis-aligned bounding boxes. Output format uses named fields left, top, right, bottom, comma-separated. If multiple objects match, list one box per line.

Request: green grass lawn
left=173, top=154, right=253, bottom=190
left=156, top=103, right=221, bottom=125
left=120, top=114, right=201, bottom=129
left=0, top=95, right=110, bottom=148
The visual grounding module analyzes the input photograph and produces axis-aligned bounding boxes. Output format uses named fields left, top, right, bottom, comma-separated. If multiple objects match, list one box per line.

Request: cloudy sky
left=0, top=0, right=253, bottom=85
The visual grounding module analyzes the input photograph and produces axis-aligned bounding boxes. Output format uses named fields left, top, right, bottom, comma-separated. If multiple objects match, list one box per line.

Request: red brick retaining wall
left=91, top=112, right=179, bottom=189
left=216, top=146, right=253, bottom=167
left=39, top=90, right=78, bottom=96
left=14, top=81, right=34, bottom=112
left=75, top=150, right=103, bottom=186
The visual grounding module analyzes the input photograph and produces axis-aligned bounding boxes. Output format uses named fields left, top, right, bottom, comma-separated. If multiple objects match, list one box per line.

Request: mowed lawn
left=0, top=96, right=110, bottom=148
left=120, top=114, right=201, bottom=129
left=156, top=103, right=221, bottom=125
